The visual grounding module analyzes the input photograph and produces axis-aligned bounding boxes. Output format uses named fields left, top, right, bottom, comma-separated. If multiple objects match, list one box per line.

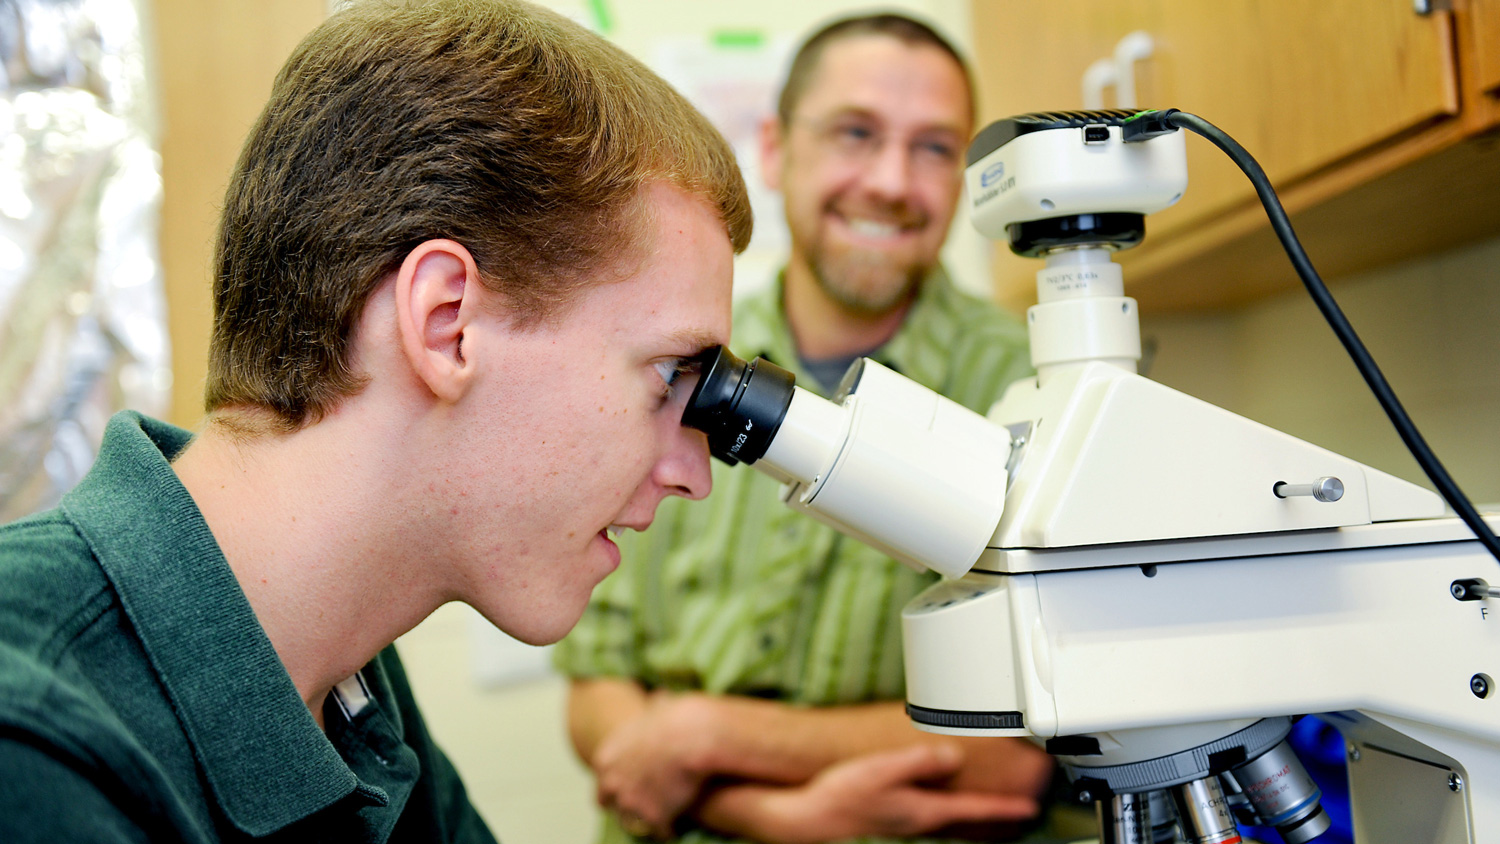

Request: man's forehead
left=617, top=183, right=733, bottom=346
left=799, top=36, right=971, bottom=125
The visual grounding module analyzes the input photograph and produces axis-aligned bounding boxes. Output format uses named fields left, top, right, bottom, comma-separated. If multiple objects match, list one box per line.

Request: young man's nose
left=656, top=424, right=713, bottom=501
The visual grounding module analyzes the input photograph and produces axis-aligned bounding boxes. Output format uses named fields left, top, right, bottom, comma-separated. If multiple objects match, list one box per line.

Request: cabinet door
left=1468, top=0, right=1500, bottom=99
left=155, top=0, right=328, bottom=426
left=969, top=0, right=1457, bottom=299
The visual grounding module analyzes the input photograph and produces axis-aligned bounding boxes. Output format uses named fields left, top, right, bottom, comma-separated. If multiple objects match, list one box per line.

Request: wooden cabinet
left=153, top=0, right=327, bottom=427
left=968, top=0, right=1500, bottom=314
left=1464, top=0, right=1500, bottom=104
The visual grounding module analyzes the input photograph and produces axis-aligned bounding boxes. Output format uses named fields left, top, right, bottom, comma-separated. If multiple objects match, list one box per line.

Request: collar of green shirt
left=61, top=412, right=381, bottom=836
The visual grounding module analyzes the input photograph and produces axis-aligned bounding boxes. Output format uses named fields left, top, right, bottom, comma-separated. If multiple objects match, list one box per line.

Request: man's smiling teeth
left=607, top=525, right=624, bottom=537
left=846, top=218, right=901, bottom=238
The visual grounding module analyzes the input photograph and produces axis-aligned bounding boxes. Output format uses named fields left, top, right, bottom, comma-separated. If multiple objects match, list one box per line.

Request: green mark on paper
left=712, top=29, right=765, bottom=50
left=585, top=0, right=613, bottom=35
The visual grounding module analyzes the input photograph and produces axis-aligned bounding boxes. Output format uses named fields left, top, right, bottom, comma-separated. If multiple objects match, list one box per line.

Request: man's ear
left=758, top=115, right=786, bottom=192
left=394, top=238, right=482, bottom=403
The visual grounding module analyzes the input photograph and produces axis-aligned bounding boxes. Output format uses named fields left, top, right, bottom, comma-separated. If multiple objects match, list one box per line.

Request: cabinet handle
left=1413, top=0, right=1452, bottom=15
left=1112, top=30, right=1154, bottom=109
left=1079, top=31, right=1155, bottom=109
left=1081, top=58, right=1116, bottom=109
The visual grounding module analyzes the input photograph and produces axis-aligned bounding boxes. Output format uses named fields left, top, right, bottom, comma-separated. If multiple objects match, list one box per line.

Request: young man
left=558, top=14, right=1060, bottom=844
left=0, top=1, right=751, bottom=841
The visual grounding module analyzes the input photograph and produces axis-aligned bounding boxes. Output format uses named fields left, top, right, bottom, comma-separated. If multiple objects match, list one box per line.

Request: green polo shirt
left=555, top=268, right=1033, bottom=844
left=0, top=412, right=494, bottom=843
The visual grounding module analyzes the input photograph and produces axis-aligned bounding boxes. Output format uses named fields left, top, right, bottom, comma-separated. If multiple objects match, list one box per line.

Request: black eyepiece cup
left=681, top=346, right=795, bottom=466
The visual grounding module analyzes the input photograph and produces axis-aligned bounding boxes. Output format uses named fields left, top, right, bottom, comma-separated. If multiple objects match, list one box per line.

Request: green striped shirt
left=554, top=267, right=1032, bottom=844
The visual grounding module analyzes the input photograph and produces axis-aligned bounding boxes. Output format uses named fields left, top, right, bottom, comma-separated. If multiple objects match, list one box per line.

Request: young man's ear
left=757, top=115, right=787, bottom=192
left=394, top=238, right=482, bottom=403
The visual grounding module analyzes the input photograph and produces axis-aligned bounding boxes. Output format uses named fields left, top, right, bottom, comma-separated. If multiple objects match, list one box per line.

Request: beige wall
left=1143, top=233, right=1500, bottom=506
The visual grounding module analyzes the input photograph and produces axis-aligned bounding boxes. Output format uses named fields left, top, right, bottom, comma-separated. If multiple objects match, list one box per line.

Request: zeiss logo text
left=980, top=162, right=1006, bottom=188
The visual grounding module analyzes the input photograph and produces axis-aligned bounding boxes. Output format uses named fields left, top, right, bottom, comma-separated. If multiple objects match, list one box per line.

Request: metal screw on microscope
left=1472, top=674, right=1492, bottom=699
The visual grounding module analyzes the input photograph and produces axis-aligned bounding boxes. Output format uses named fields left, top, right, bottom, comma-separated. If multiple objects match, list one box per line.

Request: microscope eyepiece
left=682, top=345, right=1013, bottom=577
left=681, top=346, right=795, bottom=466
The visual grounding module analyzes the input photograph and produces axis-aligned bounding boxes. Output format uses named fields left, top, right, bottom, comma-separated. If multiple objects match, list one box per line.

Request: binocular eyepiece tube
left=680, top=346, right=1015, bottom=580
left=680, top=346, right=849, bottom=488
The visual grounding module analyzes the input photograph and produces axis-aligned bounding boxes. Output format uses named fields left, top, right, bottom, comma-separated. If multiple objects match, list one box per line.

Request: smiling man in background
left=0, top=1, right=752, bottom=841
left=559, top=13, right=1060, bottom=844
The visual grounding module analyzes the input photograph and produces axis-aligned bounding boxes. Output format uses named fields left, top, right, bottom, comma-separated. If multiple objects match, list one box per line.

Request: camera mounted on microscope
left=964, top=110, right=1187, bottom=256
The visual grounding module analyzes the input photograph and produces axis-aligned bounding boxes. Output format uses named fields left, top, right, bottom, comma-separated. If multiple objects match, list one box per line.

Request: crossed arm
left=566, top=676, right=1055, bottom=843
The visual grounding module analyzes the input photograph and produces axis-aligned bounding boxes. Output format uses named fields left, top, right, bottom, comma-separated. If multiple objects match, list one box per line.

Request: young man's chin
left=500, top=616, right=576, bottom=648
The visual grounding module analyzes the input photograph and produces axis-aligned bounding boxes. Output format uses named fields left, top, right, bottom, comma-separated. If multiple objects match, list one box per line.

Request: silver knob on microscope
left=1273, top=477, right=1344, bottom=502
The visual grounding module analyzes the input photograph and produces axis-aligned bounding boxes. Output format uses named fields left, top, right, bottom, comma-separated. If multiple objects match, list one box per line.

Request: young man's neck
left=782, top=260, right=914, bottom=361
left=172, top=410, right=440, bottom=728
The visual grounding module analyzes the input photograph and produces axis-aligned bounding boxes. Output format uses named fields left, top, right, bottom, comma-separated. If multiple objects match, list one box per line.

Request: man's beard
left=809, top=244, right=928, bottom=317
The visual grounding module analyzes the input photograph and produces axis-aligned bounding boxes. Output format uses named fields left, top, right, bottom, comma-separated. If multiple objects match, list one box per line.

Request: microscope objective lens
left=1096, top=792, right=1152, bottom=844
left=1145, top=789, right=1179, bottom=843
left=1228, top=741, right=1332, bottom=844
left=1170, top=777, right=1242, bottom=844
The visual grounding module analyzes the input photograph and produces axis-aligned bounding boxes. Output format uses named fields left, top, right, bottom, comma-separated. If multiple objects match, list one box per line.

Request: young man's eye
left=655, top=360, right=685, bottom=390
left=654, top=359, right=701, bottom=404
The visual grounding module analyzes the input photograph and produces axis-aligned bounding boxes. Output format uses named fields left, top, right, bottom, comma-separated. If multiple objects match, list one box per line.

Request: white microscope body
left=901, top=111, right=1500, bottom=843
left=682, top=111, right=1500, bottom=843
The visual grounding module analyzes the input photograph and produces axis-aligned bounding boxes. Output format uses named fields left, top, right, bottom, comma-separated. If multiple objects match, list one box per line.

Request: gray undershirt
left=798, top=350, right=878, bottom=396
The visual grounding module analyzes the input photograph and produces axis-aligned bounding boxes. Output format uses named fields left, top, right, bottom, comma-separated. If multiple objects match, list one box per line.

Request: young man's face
left=454, top=183, right=732, bottom=644
left=766, top=35, right=971, bottom=315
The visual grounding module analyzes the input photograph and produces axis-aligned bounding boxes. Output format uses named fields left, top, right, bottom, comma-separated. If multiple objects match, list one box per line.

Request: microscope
left=683, top=110, right=1500, bottom=843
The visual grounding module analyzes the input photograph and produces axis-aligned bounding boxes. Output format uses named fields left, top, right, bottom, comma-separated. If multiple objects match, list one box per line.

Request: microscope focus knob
left=1451, top=578, right=1500, bottom=601
left=1273, top=477, right=1344, bottom=502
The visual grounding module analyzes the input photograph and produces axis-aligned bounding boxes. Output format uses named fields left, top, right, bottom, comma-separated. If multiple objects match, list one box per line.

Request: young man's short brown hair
left=775, top=12, right=974, bottom=127
left=207, top=0, right=752, bottom=429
